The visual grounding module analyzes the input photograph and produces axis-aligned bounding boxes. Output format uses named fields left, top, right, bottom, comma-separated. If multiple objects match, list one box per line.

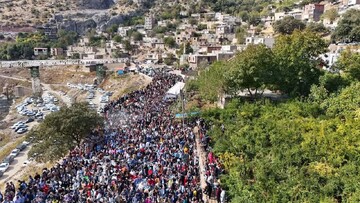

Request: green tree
left=188, top=17, right=198, bottom=25
left=113, top=35, right=122, bottom=43
left=132, top=31, right=143, bottom=41
left=106, top=24, right=119, bottom=38
left=201, top=82, right=360, bottom=202
left=225, top=44, right=275, bottom=98
left=319, top=72, right=349, bottom=93
left=28, top=103, right=103, bottom=162
left=184, top=42, right=193, bottom=54
left=71, top=53, right=80, bottom=59
left=177, top=42, right=193, bottom=55
left=322, top=8, right=338, bottom=23
left=122, top=40, right=132, bottom=52
left=306, top=22, right=329, bottom=35
left=274, top=16, right=306, bottom=35
left=164, top=36, right=176, bottom=48
left=273, top=30, right=327, bottom=96
left=197, top=24, right=207, bottom=31
left=164, top=53, right=175, bottom=65
left=196, top=61, right=227, bottom=102
left=335, top=49, right=360, bottom=81
left=235, top=26, right=247, bottom=44
left=332, top=9, right=360, bottom=42
left=56, top=30, right=78, bottom=48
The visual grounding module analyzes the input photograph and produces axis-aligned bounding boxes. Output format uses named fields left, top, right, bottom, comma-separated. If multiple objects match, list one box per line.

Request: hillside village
left=0, top=0, right=359, bottom=71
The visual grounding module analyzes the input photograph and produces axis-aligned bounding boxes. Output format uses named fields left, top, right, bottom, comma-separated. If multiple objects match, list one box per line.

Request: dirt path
left=0, top=74, right=29, bottom=82
left=194, top=126, right=211, bottom=202
left=41, top=83, right=72, bottom=107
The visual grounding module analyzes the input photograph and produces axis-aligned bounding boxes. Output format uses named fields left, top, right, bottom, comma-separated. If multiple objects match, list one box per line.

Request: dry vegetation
left=0, top=133, right=10, bottom=148
left=0, top=136, right=26, bottom=162
left=100, top=72, right=152, bottom=99
left=0, top=0, right=137, bottom=28
left=0, top=0, right=77, bottom=27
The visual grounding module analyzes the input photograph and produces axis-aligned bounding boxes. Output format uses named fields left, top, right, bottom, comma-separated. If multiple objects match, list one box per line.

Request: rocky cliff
left=78, top=0, right=115, bottom=9
left=55, top=11, right=139, bottom=35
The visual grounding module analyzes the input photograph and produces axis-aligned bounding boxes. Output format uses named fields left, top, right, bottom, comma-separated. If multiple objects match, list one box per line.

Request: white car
left=0, top=163, right=9, bottom=173
left=10, top=149, right=20, bottom=157
left=16, top=128, right=28, bottom=134
left=10, top=122, right=25, bottom=129
left=22, top=141, right=30, bottom=146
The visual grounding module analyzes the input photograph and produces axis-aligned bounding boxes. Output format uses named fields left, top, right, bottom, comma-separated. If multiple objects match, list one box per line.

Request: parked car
left=14, top=124, right=27, bottom=131
left=22, top=141, right=30, bottom=146
left=2, top=155, right=14, bottom=164
left=17, top=128, right=28, bottom=134
left=10, top=149, right=20, bottom=157
left=10, top=121, right=24, bottom=129
left=0, top=163, right=9, bottom=173
left=35, top=112, right=43, bottom=117
left=25, top=117, right=34, bottom=123
left=16, top=143, right=27, bottom=151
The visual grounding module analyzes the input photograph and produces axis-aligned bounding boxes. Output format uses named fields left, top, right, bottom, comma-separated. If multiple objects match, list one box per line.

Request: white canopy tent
left=164, top=82, right=185, bottom=100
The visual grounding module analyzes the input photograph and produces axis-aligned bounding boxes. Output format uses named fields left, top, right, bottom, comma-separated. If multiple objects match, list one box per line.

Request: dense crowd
left=0, top=72, right=222, bottom=203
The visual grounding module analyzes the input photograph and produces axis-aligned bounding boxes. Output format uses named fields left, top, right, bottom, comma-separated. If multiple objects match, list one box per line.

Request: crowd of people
left=199, top=124, right=225, bottom=203
left=0, top=72, right=225, bottom=203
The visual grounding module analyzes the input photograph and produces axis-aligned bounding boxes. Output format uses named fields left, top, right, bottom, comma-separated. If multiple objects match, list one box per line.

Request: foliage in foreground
left=202, top=82, right=360, bottom=202
left=28, top=103, right=103, bottom=162
left=188, top=31, right=328, bottom=101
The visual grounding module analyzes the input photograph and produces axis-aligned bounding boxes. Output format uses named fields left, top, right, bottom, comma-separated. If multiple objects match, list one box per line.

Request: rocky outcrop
left=49, top=8, right=143, bottom=34
left=58, top=19, right=97, bottom=35
left=78, top=0, right=115, bottom=9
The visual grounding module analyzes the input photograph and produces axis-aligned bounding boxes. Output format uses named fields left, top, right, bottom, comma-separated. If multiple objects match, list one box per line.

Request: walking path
left=194, top=125, right=217, bottom=203
left=194, top=125, right=208, bottom=202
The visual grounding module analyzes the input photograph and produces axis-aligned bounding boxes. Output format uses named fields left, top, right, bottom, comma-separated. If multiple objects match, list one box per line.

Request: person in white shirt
left=220, top=189, right=226, bottom=203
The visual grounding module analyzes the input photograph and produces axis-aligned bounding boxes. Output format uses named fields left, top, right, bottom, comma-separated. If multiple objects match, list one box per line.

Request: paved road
left=0, top=58, right=129, bottom=68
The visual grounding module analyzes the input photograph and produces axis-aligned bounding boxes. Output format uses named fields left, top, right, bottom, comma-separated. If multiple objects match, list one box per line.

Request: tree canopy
left=322, top=8, right=338, bottom=23
left=202, top=81, right=360, bottom=202
left=188, top=61, right=227, bottom=102
left=164, top=36, right=176, bottom=48
left=28, top=103, right=103, bottom=162
left=131, top=31, right=143, bottom=41
left=332, top=9, right=360, bottom=43
left=225, top=44, right=275, bottom=98
left=273, top=30, right=327, bottom=96
left=191, top=31, right=327, bottom=99
left=335, top=49, right=360, bottom=81
left=273, top=16, right=306, bottom=35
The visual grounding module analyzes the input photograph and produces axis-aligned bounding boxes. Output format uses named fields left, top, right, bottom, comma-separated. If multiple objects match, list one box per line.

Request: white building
left=145, top=16, right=155, bottom=30
left=118, top=27, right=132, bottom=37
left=34, top=48, right=48, bottom=56
left=245, top=36, right=275, bottom=48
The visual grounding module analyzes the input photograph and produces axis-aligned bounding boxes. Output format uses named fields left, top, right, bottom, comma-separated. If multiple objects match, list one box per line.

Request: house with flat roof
left=303, top=3, right=325, bottom=22
left=245, top=36, right=275, bottom=48
left=34, top=48, right=48, bottom=56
